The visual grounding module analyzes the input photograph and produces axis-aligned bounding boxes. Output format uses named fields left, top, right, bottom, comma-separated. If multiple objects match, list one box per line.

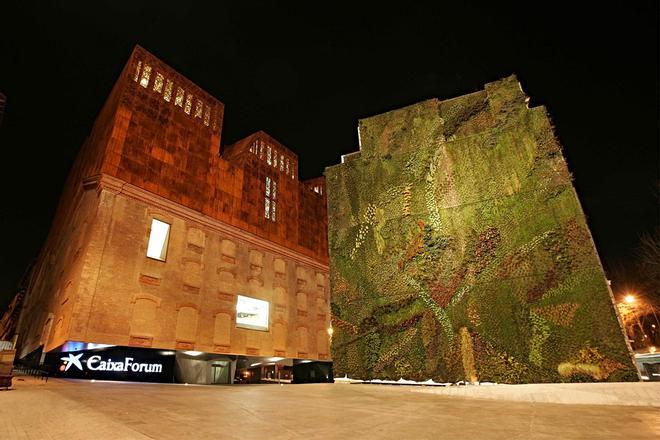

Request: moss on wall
left=326, top=75, right=636, bottom=383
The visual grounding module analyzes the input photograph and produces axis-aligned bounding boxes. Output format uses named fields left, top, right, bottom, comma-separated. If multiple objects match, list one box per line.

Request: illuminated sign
left=60, top=353, right=84, bottom=371
left=60, top=354, right=163, bottom=373
left=48, top=345, right=175, bottom=383
left=236, top=295, right=269, bottom=331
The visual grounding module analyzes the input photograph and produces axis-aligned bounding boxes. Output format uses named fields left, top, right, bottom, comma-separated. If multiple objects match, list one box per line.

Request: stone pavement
left=0, top=377, right=658, bottom=439
left=410, top=381, right=660, bottom=407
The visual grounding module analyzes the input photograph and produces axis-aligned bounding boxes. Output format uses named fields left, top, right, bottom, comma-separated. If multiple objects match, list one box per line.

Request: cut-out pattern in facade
left=130, top=296, right=159, bottom=338
left=220, top=239, right=237, bottom=264
left=175, top=306, right=198, bottom=343
left=213, top=312, right=231, bottom=348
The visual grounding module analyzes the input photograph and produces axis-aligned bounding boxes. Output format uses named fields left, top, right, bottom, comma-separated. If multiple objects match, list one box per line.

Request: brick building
left=0, top=291, right=24, bottom=344
left=14, top=46, right=331, bottom=384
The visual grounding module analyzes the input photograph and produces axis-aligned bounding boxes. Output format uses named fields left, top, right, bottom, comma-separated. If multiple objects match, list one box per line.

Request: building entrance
left=212, top=361, right=230, bottom=384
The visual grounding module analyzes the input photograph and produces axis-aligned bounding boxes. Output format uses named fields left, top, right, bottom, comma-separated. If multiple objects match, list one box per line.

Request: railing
left=12, top=364, right=50, bottom=382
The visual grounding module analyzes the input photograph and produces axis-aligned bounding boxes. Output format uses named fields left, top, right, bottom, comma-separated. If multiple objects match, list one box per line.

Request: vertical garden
left=325, top=76, right=636, bottom=383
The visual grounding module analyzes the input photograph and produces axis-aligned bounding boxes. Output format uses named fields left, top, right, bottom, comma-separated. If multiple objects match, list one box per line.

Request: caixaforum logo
left=60, top=353, right=84, bottom=371
left=60, top=353, right=163, bottom=373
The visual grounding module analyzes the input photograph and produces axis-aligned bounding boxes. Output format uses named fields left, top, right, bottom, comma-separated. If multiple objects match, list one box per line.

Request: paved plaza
left=1, top=378, right=659, bottom=439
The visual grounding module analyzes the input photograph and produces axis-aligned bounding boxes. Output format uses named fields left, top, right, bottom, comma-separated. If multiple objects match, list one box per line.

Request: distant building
left=0, top=291, right=24, bottom=344
left=325, top=76, right=637, bottom=383
left=15, top=46, right=331, bottom=384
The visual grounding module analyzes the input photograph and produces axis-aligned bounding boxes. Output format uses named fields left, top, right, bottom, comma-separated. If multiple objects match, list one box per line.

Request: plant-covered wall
left=325, top=76, right=636, bottom=383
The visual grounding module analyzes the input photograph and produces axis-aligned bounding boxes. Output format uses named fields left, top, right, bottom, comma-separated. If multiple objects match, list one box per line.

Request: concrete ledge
left=408, top=382, right=660, bottom=407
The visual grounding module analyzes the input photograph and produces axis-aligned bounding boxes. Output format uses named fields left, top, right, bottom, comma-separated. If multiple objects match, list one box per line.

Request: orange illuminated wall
left=65, top=45, right=327, bottom=263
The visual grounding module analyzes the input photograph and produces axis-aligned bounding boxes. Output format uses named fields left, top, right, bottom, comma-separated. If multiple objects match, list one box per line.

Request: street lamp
left=624, top=294, right=635, bottom=304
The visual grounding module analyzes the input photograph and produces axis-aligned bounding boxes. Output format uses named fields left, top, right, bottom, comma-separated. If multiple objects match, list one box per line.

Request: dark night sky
left=0, top=2, right=657, bottom=310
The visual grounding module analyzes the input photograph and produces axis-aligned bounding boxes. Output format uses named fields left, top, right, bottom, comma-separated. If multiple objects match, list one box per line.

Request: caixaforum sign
left=47, top=344, right=175, bottom=382
left=60, top=353, right=163, bottom=373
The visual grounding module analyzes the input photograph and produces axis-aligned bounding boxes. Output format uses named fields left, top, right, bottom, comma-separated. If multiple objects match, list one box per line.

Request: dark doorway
left=212, top=361, right=231, bottom=384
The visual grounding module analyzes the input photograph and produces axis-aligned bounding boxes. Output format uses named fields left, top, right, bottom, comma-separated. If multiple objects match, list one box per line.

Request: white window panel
left=236, top=295, right=269, bottom=331
left=146, top=219, right=170, bottom=261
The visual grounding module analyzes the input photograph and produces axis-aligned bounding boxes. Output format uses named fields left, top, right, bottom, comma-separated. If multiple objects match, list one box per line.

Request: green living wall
left=325, top=76, right=636, bottom=383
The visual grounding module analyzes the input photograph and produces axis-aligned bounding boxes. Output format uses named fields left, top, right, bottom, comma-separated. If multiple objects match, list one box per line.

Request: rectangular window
left=272, top=182, right=277, bottom=222
left=175, top=87, right=185, bottom=107
left=153, top=73, right=164, bottom=93
left=133, top=61, right=142, bottom=82
left=264, top=177, right=277, bottom=222
left=203, top=105, right=211, bottom=126
left=146, top=219, right=170, bottom=261
left=280, top=155, right=284, bottom=172
left=266, top=145, right=272, bottom=165
left=164, top=80, right=173, bottom=102
left=184, top=94, right=193, bottom=114
left=194, top=99, right=203, bottom=118
left=236, top=295, right=269, bottom=331
left=140, top=64, right=152, bottom=88
left=286, top=158, right=290, bottom=175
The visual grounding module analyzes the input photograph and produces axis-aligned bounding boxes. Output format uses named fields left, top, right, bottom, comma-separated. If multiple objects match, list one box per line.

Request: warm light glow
left=133, top=61, right=142, bottom=82
left=139, top=64, right=152, bottom=88
left=146, top=219, right=170, bottom=261
left=184, top=93, right=193, bottom=114
left=164, top=80, right=173, bottom=102
left=268, top=357, right=285, bottom=362
left=203, top=105, right=211, bottom=126
left=327, top=327, right=334, bottom=336
left=87, top=343, right=115, bottom=350
left=250, top=362, right=262, bottom=367
left=175, top=87, right=184, bottom=107
left=183, top=351, right=203, bottom=356
left=153, top=72, right=164, bottom=93
left=624, top=295, right=635, bottom=304
left=650, top=346, right=657, bottom=354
